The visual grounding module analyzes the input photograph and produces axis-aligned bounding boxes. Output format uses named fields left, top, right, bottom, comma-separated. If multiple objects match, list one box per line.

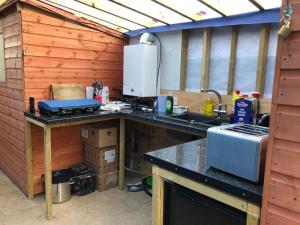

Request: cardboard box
left=81, top=124, right=117, bottom=148
left=97, top=171, right=118, bottom=192
left=84, top=143, right=118, bottom=175
left=89, top=125, right=117, bottom=148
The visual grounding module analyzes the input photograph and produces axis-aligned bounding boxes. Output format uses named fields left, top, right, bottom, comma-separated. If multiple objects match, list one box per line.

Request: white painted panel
left=209, top=27, right=231, bottom=94
left=157, top=31, right=182, bottom=90
left=186, top=29, right=203, bottom=92
left=234, top=25, right=260, bottom=94
left=264, top=24, right=278, bottom=98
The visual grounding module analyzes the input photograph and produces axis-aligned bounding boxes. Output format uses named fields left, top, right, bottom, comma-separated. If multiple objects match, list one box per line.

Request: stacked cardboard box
left=81, top=124, right=118, bottom=191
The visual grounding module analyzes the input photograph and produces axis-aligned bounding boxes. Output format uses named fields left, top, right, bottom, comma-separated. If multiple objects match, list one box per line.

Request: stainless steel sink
left=169, top=112, right=216, bottom=123
left=168, top=112, right=230, bottom=127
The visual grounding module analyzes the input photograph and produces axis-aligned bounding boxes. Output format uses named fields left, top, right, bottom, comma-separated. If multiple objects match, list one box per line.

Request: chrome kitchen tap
left=201, top=89, right=227, bottom=118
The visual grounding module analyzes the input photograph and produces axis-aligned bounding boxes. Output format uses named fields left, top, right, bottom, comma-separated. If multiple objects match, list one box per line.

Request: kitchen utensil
left=42, top=169, right=74, bottom=204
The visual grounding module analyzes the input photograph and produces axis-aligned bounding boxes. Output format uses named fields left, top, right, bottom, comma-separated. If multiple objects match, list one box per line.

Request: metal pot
left=42, top=169, right=74, bottom=204
left=52, top=180, right=74, bottom=204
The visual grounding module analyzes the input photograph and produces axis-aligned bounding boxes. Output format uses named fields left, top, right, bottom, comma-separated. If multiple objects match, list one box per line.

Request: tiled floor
left=0, top=170, right=152, bottom=225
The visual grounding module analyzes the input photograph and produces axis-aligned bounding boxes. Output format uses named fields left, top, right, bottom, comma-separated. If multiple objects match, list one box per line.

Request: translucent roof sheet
left=35, top=0, right=281, bottom=33
left=77, top=0, right=165, bottom=28
left=254, top=0, right=282, bottom=10
left=41, top=0, right=129, bottom=32
left=113, top=0, right=191, bottom=24
left=155, top=0, right=222, bottom=21
left=45, top=0, right=144, bottom=30
left=201, top=0, right=259, bottom=16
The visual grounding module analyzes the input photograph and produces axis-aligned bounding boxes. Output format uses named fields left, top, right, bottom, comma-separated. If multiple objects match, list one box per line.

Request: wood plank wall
left=0, top=11, right=26, bottom=192
left=20, top=5, right=127, bottom=194
left=21, top=6, right=126, bottom=107
left=261, top=1, right=300, bottom=224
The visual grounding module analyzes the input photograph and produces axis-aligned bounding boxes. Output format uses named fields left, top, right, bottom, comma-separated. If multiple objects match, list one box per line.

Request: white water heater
left=123, top=44, right=158, bottom=97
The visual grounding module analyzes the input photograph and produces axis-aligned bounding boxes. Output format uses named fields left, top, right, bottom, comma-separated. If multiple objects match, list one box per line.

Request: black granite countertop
left=144, top=139, right=263, bottom=206
left=24, top=110, right=212, bottom=136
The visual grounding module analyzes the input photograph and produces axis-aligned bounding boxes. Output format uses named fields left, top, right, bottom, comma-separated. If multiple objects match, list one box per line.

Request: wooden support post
left=201, top=28, right=212, bottom=90
left=246, top=203, right=260, bottom=225
left=118, top=116, right=125, bottom=190
left=152, top=166, right=164, bottom=225
left=256, top=24, right=271, bottom=95
left=26, top=120, right=33, bottom=200
left=44, top=127, right=52, bottom=220
left=227, top=26, right=239, bottom=95
left=180, top=30, right=190, bottom=91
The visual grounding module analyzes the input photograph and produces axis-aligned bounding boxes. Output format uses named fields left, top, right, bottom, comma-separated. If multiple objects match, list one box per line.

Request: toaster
left=207, top=124, right=269, bottom=183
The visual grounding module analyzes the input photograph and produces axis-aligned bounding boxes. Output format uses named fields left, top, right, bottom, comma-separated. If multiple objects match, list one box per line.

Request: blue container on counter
left=157, top=95, right=168, bottom=113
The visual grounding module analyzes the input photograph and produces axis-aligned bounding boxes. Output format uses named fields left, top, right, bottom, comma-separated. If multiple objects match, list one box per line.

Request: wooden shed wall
left=0, top=11, right=26, bottom=192
left=20, top=6, right=127, bottom=194
left=261, top=1, right=300, bottom=224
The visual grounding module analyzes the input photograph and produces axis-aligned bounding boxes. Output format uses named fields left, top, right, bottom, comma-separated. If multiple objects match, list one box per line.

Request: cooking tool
left=207, top=124, right=269, bottom=183
left=38, top=99, right=100, bottom=116
left=52, top=180, right=74, bottom=204
left=42, top=169, right=74, bottom=204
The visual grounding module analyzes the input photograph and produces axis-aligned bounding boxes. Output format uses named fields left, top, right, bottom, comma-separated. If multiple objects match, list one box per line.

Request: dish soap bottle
left=166, top=96, right=174, bottom=115
left=232, top=89, right=241, bottom=113
left=204, top=96, right=213, bottom=116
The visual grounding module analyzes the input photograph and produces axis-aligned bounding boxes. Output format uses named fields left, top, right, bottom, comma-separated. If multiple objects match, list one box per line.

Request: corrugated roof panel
left=254, top=0, right=282, bottom=10
left=11, top=0, right=280, bottom=34
left=46, top=0, right=143, bottom=30
left=78, top=0, right=165, bottom=28
left=41, top=0, right=129, bottom=32
left=112, top=0, right=192, bottom=24
left=155, top=0, right=222, bottom=21
left=201, top=0, right=259, bottom=16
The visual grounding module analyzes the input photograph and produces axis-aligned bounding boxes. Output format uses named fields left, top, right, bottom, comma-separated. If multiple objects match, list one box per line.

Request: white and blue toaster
left=207, top=124, right=269, bottom=183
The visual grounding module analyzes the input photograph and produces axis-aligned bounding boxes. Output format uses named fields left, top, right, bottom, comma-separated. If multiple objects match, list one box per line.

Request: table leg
left=44, top=126, right=53, bottom=220
left=26, top=120, right=33, bottom=200
left=246, top=203, right=260, bottom=225
left=152, top=166, right=164, bottom=225
left=119, top=117, right=125, bottom=190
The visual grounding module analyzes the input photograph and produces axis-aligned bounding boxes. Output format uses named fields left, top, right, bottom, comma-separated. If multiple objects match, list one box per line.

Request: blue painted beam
left=125, top=8, right=280, bottom=37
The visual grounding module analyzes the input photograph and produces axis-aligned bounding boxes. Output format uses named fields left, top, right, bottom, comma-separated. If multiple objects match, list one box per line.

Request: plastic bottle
left=251, top=92, right=260, bottom=125
left=204, top=96, right=214, bottom=116
left=242, top=94, right=249, bottom=99
left=232, top=90, right=241, bottom=113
